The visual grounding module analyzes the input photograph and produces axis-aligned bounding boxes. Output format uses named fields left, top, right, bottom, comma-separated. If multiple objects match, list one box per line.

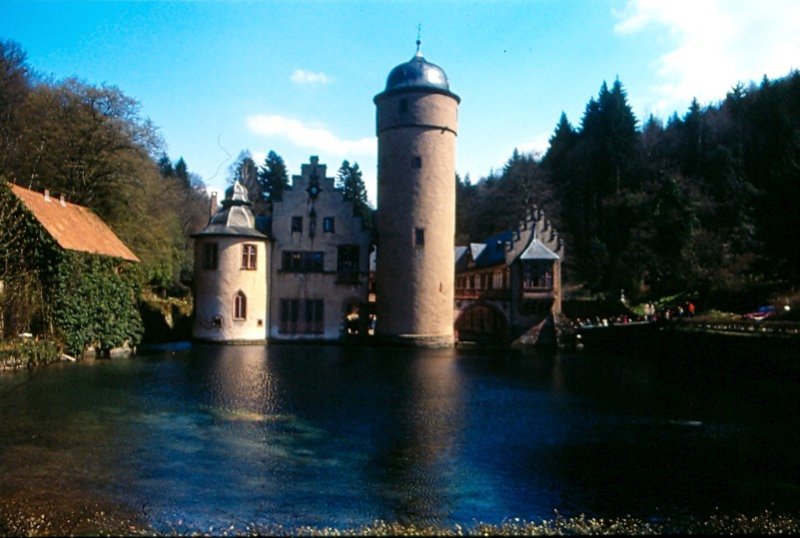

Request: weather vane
left=416, top=24, right=422, bottom=55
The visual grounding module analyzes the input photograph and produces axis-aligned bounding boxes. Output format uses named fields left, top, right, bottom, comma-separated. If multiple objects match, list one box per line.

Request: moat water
left=1, top=342, right=799, bottom=532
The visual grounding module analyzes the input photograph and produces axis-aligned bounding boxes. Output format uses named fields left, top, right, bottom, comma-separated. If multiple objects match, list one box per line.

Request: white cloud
left=290, top=69, right=332, bottom=85
left=517, top=132, right=551, bottom=159
left=246, top=114, right=376, bottom=156
left=614, top=0, right=800, bottom=115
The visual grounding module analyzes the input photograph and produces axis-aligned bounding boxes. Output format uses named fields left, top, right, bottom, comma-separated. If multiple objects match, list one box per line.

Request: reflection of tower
left=374, top=40, right=460, bottom=347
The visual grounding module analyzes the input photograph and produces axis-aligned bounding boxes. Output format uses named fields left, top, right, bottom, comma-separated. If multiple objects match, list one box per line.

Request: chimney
left=43, top=189, right=50, bottom=202
left=210, top=191, right=218, bottom=218
left=59, top=193, right=66, bottom=207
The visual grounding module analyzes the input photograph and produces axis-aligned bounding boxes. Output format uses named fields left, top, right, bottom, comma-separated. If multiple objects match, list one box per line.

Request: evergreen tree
left=257, top=150, right=289, bottom=203
left=174, top=157, right=189, bottom=188
left=337, top=160, right=372, bottom=226
left=157, top=153, right=174, bottom=178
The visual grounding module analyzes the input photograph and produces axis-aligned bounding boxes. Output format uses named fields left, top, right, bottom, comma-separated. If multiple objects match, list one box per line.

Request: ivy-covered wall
left=53, top=253, right=143, bottom=355
left=0, top=178, right=143, bottom=355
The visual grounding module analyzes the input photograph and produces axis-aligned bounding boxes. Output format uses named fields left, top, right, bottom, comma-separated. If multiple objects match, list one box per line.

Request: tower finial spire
left=415, top=24, right=422, bottom=57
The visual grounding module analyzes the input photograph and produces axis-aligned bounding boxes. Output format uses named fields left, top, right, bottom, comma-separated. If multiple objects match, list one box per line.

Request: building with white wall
left=192, top=181, right=269, bottom=343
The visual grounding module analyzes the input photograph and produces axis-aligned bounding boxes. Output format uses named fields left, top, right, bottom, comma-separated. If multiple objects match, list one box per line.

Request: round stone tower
left=374, top=42, right=460, bottom=347
left=192, top=181, right=269, bottom=343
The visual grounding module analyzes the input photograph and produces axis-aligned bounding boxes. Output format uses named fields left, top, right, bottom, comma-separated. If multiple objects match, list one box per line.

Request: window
left=523, top=262, right=554, bottom=291
left=399, top=98, right=408, bottom=113
left=241, top=244, right=257, bottom=270
left=415, top=228, right=425, bottom=247
left=282, top=251, right=324, bottom=272
left=203, top=243, right=218, bottom=270
left=291, top=216, right=303, bottom=233
left=233, top=291, right=247, bottom=320
left=280, top=299, right=299, bottom=333
left=304, top=299, right=324, bottom=334
left=412, top=156, right=422, bottom=169
left=337, top=245, right=359, bottom=283
left=323, top=217, right=335, bottom=233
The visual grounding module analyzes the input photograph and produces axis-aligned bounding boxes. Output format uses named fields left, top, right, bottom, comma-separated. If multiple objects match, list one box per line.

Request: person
left=687, top=301, right=695, bottom=318
left=643, top=302, right=654, bottom=321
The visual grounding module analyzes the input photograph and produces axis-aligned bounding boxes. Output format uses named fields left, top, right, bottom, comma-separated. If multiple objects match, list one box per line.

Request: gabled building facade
left=454, top=205, right=564, bottom=346
left=268, top=156, right=373, bottom=341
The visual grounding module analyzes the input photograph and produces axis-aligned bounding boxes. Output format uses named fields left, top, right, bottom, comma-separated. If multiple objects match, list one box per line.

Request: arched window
left=233, top=291, right=247, bottom=320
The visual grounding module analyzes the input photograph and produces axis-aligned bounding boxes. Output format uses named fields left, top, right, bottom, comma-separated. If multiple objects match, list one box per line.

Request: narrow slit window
left=415, top=227, right=425, bottom=247
left=412, top=156, right=422, bottom=169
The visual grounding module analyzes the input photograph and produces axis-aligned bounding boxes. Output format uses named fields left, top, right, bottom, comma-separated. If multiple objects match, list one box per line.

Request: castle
left=191, top=43, right=563, bottom=347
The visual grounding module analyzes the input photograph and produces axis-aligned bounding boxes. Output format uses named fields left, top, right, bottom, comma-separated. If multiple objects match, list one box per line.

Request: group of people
left=571, top=300, right=697, bottom=329
left=644, top=300, right=696, bottom=321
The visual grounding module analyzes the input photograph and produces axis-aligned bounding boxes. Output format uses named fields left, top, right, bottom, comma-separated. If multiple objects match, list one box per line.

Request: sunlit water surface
left=1, top=344, right=798, bottom=532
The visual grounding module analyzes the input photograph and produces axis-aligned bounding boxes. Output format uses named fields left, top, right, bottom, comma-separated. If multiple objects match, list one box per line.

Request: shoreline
left=1, top=499, right=799, bottom=536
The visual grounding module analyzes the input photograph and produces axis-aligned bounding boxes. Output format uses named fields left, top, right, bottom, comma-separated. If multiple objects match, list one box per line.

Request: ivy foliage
left=0, top=177, right=62, bottom=334
left=1, top=177, right=143, bottom=355
left=53, top=253, right=144, bottom=356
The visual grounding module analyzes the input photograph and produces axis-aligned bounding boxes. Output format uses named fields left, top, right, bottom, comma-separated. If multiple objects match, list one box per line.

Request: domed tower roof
left=192, top=180, right=267, bottom=239
left=377, top=39, right=460, bottom=102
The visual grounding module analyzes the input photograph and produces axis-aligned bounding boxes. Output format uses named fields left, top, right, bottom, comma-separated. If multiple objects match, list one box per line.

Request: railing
left=455, top=288, right=511, bottom=301
left=677, top=319, right=800, bottom=337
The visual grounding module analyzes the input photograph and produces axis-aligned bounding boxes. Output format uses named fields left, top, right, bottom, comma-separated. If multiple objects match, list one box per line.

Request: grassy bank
left=0, top=338, right=60, bottom=371
left=2, top=504, right=799, bottom=536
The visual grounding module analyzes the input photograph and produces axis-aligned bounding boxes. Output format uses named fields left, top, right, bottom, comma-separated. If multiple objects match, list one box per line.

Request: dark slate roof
left=474, top=230, right=513, bottom=267
left=455, top=230, right=513, bottom=271
left=377, top=46, right=460, bottom=103
left=385, top=51, right=451, bottom=92
left=192, top=180, right=267, bottom=240
left=192, top=224, right=268, bottom=240
left=454, top=246, right=469, bottom=272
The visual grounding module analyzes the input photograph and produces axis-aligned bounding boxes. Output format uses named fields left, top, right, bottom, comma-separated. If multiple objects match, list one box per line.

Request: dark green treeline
left=457, top=72, right=800, bottom=302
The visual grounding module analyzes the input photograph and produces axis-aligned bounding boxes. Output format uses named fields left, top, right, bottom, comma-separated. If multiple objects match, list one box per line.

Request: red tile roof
left=10, top=184, right=139, bottom=262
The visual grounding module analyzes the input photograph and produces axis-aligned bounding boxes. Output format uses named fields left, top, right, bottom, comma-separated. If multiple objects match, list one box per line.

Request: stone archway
left=454, top=302, right=509, bottom=346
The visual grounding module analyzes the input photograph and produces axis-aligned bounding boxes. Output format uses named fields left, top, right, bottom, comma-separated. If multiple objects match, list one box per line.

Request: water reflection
left=1, top=344, right=799, bottom=532
left=368, top=349, right=465, bottom=526
left=193, top=344, right=280, bottom=420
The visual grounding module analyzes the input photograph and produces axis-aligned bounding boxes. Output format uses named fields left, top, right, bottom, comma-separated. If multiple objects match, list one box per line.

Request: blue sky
left=3, top=0, right=798, bottom=203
